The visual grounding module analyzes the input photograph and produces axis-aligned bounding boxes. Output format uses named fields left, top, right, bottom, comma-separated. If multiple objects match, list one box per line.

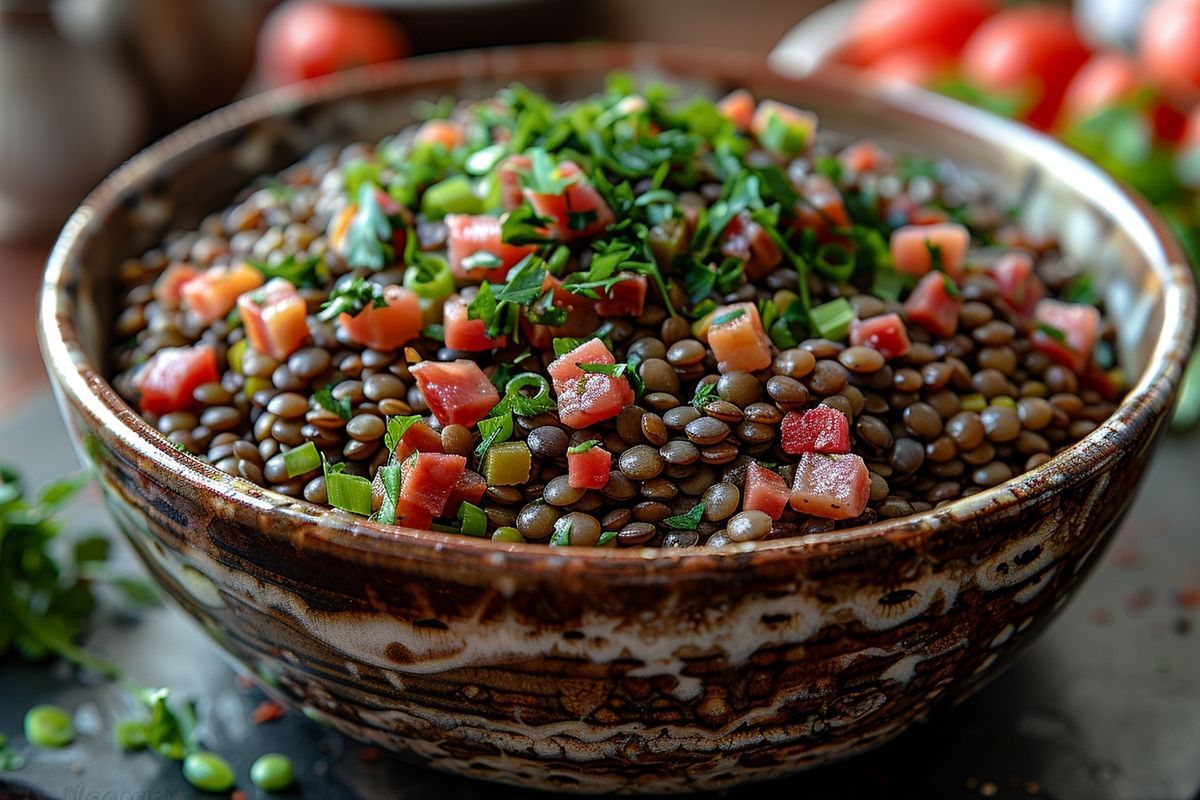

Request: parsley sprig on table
left=0, top=468, right=157, bottom=677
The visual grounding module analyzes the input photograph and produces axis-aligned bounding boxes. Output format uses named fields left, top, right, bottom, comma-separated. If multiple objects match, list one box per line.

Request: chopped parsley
left=318, top=277, right=386, bottom=322
left=662, top=503, right=705, bottom=531
left=247, top=254, right=327, bottom=288
left=567, top=439, right=600, bottom=454
left=313, top=385, right=352, bottom=421
left=343, top=183, right=394, bottom=270
left=711, top=308, right=746, bottom=326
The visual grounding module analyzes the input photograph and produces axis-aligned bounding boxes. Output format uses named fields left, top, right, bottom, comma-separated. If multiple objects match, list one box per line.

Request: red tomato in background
left=1060, top=52, right=1140, bottom=126
left=1139, top=0, right=1200, bottom=101
left=867, top=46, right=957, bottom=87
left=256, top=1, right=409, bottom=88
left=960, top=6, right=1092, bottom=129
left=844, top=0, right=996, bottom=65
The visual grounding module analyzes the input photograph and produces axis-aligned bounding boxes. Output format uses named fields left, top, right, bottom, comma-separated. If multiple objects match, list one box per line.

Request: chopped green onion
left=283, top=442, right=320, bottom=479
left=814, top=243, right=856, bottom=282
left=375, top=463, right=402, bottom=525
left=567, top=439, right=599, bottom=454
left=810, top=298, right=856, bottom=341
left=403, top=256, right=455, bottom=301
left=420, top=175, right=483, bottom=219
left=502, top=373, right=555, bottom=417
left=324, top=462, right=373, bottom=517
left=457, top=502, right=488, bottom=537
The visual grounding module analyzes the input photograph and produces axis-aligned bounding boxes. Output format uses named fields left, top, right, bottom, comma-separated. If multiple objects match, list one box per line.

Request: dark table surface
left=1, top=394, right=1199, bottom=800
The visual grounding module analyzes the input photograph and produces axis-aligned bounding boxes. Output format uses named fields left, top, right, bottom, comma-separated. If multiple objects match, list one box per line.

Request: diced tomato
left=751, top=100, right=819, bottom=156
left=594, top=273, right=648, bottom=317
left=399, top=452, right=467, bottom=517
left=153, top=263, right=199, bottom=310
left=338, top=284, right=422, bottom=351
left=793, top=175, right=852, bottom=241
left=850, top=312, right=912, bottom=360
left=721, top=211, right=783, bottom=279
left=889, top=223, right=970, bottom=277
left=838, top=139, right=892, bottom=174
left=444, top=469, right=487, bottom=517
left=567, top=445, right=612, bottom=489
left=390, top=419, right=445, bottom=463
left=520, top=274, right=600, bottom=351
left=1030, top=298, right=1100, bottom=374
left=181, top=262, right=264, bottom=324
left=781, top=406, right=851, bottom=455
left=1060, top=52, right=1140, bottom=127
left=707, top=302, right=773, bottom=374
left=1083, top=365, right=1123, bottom=403
left=960, top=6, right=1091, bottom=130
left=393, top=497, right=434, bottom=530
left=547, top=339, right=635, bottom=429
left=445, top=213, right=537, bottom=283
left=135, top=344, right=220, bottom=416
left=443, top=294, right=506, bottom=351
left=410, top=359, right=500, bottom=428
left=790, top=452, right=871, bottom=520
left=904, top=272, right=962, bottom=339
left=237, top=278, right=310, bottom=361
left=743, top=462, right=790, bottom=521
left=497, top=154, right=531, bottom=212
left=524, top=160, right=615, bottom=240
left=716, top=89, right=755, bottom=132
left=988, top=251, right=1045, bottom=323
left=845, top=0, right=996, bottom=64
left=414, top=119, right=464, bottom=151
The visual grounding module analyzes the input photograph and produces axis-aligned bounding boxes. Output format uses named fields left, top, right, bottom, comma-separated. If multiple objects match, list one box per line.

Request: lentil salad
left=111, top=77, right=1122, bottom=547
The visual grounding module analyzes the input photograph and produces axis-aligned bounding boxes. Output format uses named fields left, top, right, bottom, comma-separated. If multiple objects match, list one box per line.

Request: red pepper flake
left=251, top=700, right=287, bottom=724
left=1177, top=587, right=1200, bottom=609
left=1112, top=546, right=1140, bottom=569
left=359, top=746, right=383, bottom=764
left=1124, top=587, right=1155, bottom=614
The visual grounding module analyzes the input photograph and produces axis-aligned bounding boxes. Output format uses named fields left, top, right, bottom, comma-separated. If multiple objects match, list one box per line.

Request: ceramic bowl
left=38, top=44, right=1195, bottom=794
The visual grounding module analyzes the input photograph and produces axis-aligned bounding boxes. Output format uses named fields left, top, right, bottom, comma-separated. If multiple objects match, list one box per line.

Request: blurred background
left=2, top=0, right=1199, bottom=420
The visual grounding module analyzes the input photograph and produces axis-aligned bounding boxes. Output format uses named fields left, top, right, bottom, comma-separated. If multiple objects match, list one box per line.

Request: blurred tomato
left=961, top=6, right=1092, bottom=129
left=1187, top=107, right=1200, bottom=149
left=844, top=0, right=996, bottom=65
left=868, top=46, right=957, bottom=87
left=256, top=1, right=409, bottom=88
left=1061, top=52, right=1139, bottom=125
left=1138, top=0, right=1200, bottom=101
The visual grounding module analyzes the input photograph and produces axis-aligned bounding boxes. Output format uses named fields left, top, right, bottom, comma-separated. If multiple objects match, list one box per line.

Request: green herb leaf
left=711, top=308, right=746, bottom=327
left=383, top=416, right=424, bottom=452
left=475, top=412, right=514, bottom=460
left=318, top=277, right=386, bottom=323
left=691, top=382, right=717, bottom=409
left=662, top=503, right=705, bottom=531
left=344, top=183, right=394, bottom=270
left=1035, top=322, right=1070, bottom=346
left=247, top=254, right=327, bottom=288
left=567, top=439, right=599, bottom=454
left=313, top=385, right=352, bottom=421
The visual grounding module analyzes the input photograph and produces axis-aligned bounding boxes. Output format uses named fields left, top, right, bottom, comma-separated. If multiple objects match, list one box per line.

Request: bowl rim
left=38, top=42, right=1197, bottom=573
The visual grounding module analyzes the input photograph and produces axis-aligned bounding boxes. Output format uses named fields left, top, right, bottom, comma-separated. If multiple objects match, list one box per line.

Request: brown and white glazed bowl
left=38, top=44, right=1195, bottom=794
